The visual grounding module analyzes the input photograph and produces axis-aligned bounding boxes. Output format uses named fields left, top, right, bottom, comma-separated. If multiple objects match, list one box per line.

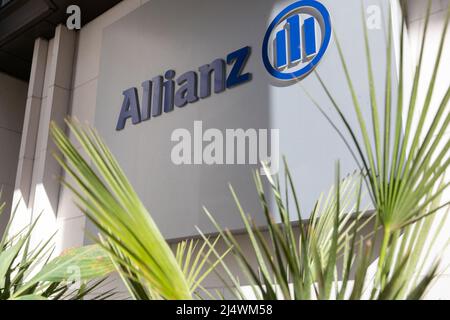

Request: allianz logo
left=262, top=0, right=332, bottom=81
left=273, top=14, right=318, bottom=69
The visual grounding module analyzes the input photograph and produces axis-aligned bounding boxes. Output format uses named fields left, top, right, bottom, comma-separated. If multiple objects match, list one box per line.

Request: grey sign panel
left=95, top=0, right=395, bottom=240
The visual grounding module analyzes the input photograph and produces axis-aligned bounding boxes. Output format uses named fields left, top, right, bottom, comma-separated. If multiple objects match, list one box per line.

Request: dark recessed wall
left=0, top=0, right=122, bottom=81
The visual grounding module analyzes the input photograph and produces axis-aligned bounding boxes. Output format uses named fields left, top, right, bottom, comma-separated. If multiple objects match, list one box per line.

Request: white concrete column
left=10, top=38, right=48, bottom=235
left=27, top=25, right=77, bottom=249
left=57, top=0, right=143, bottom=252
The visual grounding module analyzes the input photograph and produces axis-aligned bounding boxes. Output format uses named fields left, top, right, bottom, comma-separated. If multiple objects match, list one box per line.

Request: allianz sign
left=116, top=0, right=332, bottom=131
left=116, top=47, right=252, bottom=131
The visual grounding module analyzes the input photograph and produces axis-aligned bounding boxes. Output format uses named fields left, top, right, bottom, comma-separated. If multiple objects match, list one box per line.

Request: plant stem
left=376, top=226, right=391, bottom=290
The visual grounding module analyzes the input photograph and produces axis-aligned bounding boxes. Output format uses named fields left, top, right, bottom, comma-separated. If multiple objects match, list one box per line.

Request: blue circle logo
left=262, top=0, right=332, bottom=81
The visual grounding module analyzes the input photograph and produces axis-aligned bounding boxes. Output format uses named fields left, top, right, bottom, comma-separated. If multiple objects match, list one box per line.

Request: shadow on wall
left=0, top=72, right=27, bottom=236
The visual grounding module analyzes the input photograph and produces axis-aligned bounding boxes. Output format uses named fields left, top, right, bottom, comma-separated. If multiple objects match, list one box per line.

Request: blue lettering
left=116, top=87, right=141, bottom=131
left=116, top=46, right=253, bottom=131
left=226, top=46, right=252, bottom=88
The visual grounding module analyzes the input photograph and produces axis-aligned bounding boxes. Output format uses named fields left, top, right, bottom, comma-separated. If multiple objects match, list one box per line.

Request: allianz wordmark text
left=116, top=0, right=332, bottom=131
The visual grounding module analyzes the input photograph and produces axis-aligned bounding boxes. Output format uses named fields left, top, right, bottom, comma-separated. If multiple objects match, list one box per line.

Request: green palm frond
left=201, top=159, right=446, bottom=300
left=200, top=160, right=369, bottom=300
left=315, top=1, right=449, bottom=230
left=51, top=119, right=227, bottom=300
left=0, top=198, right=114, bottom=300
left=176, top=236, right=231, bottom=298
left=304, top=0, right=449, bottom=297
left=51, top=119, right=191, bottom=300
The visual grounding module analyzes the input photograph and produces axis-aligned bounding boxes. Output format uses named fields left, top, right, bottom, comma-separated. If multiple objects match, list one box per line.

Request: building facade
left=0, top=0, right=449, bottom=299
